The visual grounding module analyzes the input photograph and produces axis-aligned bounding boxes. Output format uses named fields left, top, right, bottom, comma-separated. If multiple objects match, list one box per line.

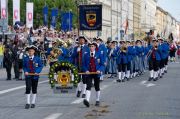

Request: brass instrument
left=56, top=38, right=67, bottom=48
left=121, top=46, right=127, bottom=53
left=48, top=48, right=62, bottom=63
left=65, top=38, right=74, bottom=47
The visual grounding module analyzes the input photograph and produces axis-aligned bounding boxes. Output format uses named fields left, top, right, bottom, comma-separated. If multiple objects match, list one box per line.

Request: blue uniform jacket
left=136, top=46, right=144, bottom=57
left=71, top=45, right=90, bottom=69
left=117, top=47, right=127, bottom=64
left=127, top=46, right=133, bottom=62
left=97, top=43, right=107, bottom=63
left=147, top=45, right=161, bottom=61
left=161, top=42, right=170, bottom=59
left=23, top=56, right=43, bottom=79
left=82, top=51, right=105, bottom=76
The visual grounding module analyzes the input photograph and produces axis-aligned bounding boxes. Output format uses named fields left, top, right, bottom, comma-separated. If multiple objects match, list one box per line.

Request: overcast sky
left=158, top=0, right=180, bottom=21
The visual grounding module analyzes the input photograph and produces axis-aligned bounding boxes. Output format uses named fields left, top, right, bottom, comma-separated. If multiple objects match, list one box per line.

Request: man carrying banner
left=71, top=36, right=90, bottom=98
left=83, top=42, right=105, bottom=107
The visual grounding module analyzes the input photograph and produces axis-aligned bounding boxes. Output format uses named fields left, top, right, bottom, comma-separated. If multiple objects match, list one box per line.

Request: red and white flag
left=26, top=2, right=34, bottom=28
left=1, top=0, right=7, bottom=19
left=13, top=0, right=20, bottom=24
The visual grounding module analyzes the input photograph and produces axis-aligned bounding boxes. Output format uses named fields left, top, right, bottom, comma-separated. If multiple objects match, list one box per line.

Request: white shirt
left=29, top=55, right=34, bottom=60
left=90, top=51, right=95, bottom=57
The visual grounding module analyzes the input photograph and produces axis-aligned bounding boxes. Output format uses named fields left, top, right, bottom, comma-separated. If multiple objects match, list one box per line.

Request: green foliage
left=7, top=0, right=81, bottom=29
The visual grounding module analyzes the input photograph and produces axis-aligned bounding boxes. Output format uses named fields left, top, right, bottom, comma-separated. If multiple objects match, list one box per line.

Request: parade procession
left=1, top=0, right=180, bottom=119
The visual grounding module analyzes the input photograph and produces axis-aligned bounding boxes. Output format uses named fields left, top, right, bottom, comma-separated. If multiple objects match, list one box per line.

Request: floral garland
left=48, top=61, right=80, bottom=88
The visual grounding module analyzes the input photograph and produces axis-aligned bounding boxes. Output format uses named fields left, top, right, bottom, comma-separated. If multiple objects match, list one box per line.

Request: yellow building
left=133, top=0, right=141, bottom=39
left=155, top=6, right=168, bottom=38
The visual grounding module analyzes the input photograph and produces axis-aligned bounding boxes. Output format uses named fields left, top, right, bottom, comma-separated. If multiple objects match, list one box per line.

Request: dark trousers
left=25, top=77, right=39, bottom=94
left=118, top=64, right=127, bottom=72
left=86, top=75, right=100, bottom=91
left=149, top=59, right=159, bottom=71
left=5, top=63, right=12, bottom=79
left=13, top=60, right=19, bottom=78
left=165, top=57, right=168, bottom=65
left=127, top=62, right=131, bottom=71
left=160, top=59, right=165, bottom=69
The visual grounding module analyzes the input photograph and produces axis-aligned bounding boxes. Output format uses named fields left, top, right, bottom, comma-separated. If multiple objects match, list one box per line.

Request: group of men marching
left=19, top=33, right=171, bottom=109
left=55, top=35, right=170, bottom=108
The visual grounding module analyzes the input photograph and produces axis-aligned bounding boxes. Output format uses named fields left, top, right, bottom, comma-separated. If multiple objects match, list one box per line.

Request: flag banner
left=61, top=12, right=73, bottom=32
left=26, top=2, right=34, bottom=28
left=13, top=0, right=20, bottom=25
left=1, top=0, right=7, bottom=19
left=79, top=5, right=102, bottom=30
left=51, top=8, right=58, bottom=29
left=43, top=6, right=48, bottom=26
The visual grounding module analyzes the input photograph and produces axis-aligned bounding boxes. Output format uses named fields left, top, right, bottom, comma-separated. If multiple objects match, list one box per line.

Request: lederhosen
left=25, top=58, right=38, bottom=94
left=149, top=49, right=159, bottom=72
left=86, top=55, right=100, bottom=92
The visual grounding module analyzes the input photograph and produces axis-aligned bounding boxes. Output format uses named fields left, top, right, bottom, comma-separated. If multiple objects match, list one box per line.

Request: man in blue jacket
left=71, top=36, right=90, bottom=98
left=83, top=42, right=105, bottom=107
left=147, top=39, right=161, bottom=81
left=94, top=37, right=107, bottom=81
left=23, top=45, right=43, bottom=109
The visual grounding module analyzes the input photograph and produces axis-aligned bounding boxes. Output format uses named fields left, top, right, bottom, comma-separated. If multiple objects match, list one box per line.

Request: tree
left=7, top=0, right=81, bottom=29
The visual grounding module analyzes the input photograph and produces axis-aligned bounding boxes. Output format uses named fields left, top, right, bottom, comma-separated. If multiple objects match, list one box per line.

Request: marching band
left=2, top=26, right=174, bottom=109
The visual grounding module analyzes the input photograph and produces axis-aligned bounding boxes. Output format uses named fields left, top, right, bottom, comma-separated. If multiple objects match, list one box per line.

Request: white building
left=140, top=0, right=157, bottom=33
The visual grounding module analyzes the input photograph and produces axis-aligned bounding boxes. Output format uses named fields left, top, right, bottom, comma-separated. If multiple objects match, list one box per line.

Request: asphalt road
left=0, top=61, right=180, bottom=119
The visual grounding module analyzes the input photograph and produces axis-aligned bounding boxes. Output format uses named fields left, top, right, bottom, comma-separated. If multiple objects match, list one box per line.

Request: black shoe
left=160, top=75, right=163, bottom=78
left=76, top=91, right=81, bottom=98
left=165, top=70, right=167, bottom=73
left=116, top=80, right=121, bottom=82
left=153, top=78, right=158, bottom=81
left=108, top=76, right=113, bottom=78
left=31, top=104, right=35, bottom=108
left=148, top=77, right=153, bottom=81
left=95, top=101, right=100, bottom=106
left=82, top=94, right=86, bottom=98
left=83, top=99, right=90, bottom=107
left=127, top=78, right=130, bottom=81
left=25, top=104, right=30, bottom=109
left=122, top=80, right=125, bottom=82
left=6, top=78, right=11, bottom=80
left=13, top=77, right=19, bottom=80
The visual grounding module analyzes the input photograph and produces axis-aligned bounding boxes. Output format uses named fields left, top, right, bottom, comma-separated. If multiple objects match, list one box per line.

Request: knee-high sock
left=122, top=72, right=125, bottom=80
left=77, top=82, right=82, bottom=92
left=31, top=94, right=37, bottom=104
left=86, top=90, right=91, bottom=102
left=26, top=94, right=30, bottom=104
left=96, top=91, right=100, bottom=101
left=82, top=84, right=87, bottom=95
left=153, top=71, right=156, bottom=79
left=126, top=70, right=130, bottom=79
left=118, top=72, right=122, bottom=80
left=150, top=70, right=154, bottom=78
left=165, top=65, right=168, bottom=71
